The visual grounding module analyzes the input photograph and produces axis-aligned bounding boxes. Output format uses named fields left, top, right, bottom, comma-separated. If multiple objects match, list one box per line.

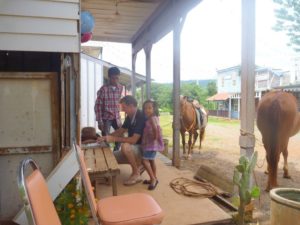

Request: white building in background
left=207, top=65, right=291, bottom=119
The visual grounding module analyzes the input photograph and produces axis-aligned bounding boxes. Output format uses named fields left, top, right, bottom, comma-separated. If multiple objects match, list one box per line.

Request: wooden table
left=81, top=144, right=120, bottom=196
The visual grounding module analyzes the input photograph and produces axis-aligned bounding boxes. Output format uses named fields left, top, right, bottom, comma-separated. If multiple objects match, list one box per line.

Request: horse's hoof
left=283, top=174, right=291, bottom=179
left=187, top=154, right=192, bottom=160
left=264, top=170, right=269, bottom=174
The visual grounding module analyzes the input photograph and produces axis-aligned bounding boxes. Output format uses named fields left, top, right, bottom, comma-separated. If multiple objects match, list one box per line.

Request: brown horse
left=257, top=91, right=300, bottom=191
left=180, top=96, right=208, bottom=158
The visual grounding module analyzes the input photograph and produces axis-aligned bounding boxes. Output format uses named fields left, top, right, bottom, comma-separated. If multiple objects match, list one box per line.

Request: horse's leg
left=199, top=127, right=206, bottom=150
left=266, top=150, right=280, bottom=191
left=187, top=131, right=193, bottom=159
left=264, top=156, right=269, bottom=174
left=191, top=130, right=198, bottom=152
left=261, top=137, right=269, bottom=175
left=180, top=130, right=186, bottom=156
left=282, top=139, right=291, bottom=179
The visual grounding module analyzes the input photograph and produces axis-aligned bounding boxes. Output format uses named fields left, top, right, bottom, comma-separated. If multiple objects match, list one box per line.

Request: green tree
left=151, top=83, right=173, bottom=112
left=138, top=80, right=214, bottom=113
left=273, top=0, right=300, bottom=51
left=181, top=82, right=208, bottom=106
left=206, top=81, right=217, bottom=96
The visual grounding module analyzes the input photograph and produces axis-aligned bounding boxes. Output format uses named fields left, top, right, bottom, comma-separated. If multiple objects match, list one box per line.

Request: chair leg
left=112, top=175, right=118, bottom=196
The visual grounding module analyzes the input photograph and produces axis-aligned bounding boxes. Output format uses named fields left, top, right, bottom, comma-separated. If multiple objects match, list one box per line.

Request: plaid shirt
left=94, top=83, right=123, bottom=123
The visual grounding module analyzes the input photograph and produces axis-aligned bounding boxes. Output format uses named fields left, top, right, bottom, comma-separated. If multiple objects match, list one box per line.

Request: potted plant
left=233, top=151, right=260, bottom=225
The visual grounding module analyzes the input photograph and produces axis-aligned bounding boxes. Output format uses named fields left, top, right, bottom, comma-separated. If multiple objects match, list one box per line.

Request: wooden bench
left=81, top=144, right=120, bottom=196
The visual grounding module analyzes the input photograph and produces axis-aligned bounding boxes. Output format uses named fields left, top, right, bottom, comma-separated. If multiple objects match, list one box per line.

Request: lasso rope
left=169, top=177, right=218, bottom=198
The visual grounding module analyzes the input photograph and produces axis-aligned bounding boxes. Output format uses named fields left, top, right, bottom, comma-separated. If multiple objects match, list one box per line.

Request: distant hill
left=181, top=79, right=216, bottom=87
left=154, top=79, right=216, bottom=87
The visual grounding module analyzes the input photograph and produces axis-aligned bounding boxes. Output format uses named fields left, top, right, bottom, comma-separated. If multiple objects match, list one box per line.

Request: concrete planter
left=270, top=188, right=300, bottom=225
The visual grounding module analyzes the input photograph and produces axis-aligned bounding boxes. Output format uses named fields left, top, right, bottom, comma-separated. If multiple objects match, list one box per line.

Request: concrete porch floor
left=95, top=154, right=232, bottom=225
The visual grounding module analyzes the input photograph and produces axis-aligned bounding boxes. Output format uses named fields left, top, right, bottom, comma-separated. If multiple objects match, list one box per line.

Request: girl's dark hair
left=143, top=99, right=159, bottom=116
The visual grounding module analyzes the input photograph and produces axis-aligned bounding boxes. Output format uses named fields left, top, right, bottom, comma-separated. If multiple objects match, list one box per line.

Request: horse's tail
left=199, top=113, right=208, bottom=150
left=199, top=127, right=206, bottom=149
left=264, top=99, right=281, bottom=183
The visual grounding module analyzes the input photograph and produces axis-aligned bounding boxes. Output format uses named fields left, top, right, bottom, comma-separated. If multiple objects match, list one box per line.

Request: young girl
left=141, top=99, right=164, bottom=190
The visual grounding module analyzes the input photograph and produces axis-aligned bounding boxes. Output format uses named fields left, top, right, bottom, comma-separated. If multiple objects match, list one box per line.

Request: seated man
left=97, top=95, right=146, bottom=185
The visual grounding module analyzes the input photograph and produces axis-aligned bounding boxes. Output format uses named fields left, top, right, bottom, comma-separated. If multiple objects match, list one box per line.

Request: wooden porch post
left=141, top=84, right=144, bottom=106
left=144, top=43, right=152, bottom=100
left=173, top=16, right=185, bottom=168
left=239, top=0, right=256, bottom=159
left=131, top=52, right=137, bottom=97
left=238, top=97, right=241, bottom=120
left=228, top=98, right=232, bottom=119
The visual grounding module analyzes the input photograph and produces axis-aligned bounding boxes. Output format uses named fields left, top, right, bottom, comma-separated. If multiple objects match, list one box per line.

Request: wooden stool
left=81, top=144, right=120, bottom=196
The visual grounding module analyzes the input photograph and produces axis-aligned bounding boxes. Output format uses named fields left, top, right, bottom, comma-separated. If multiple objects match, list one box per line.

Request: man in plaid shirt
left=94, top=66, right=123, bottom=151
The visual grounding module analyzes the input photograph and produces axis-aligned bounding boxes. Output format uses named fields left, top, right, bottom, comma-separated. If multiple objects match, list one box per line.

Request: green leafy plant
left=233, top=151, right=260, bottom=225
left=54, top=178, right=90, bottom=225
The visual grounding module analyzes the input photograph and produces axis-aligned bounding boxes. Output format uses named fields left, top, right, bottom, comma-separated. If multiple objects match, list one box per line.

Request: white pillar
left=239, top=0, right=256, bottom=159
left=144, top=44, right=152, bottom=100
left=131, top=51, right=137, bottom=97
left=228, top=98, right=232, bottom=119
left=172, top=17, right=185, bottom=168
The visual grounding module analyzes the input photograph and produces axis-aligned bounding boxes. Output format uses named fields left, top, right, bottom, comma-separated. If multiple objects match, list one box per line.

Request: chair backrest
left=18, top=158, right=61, bottom=225
left=73, top=143, right=100, bottom=225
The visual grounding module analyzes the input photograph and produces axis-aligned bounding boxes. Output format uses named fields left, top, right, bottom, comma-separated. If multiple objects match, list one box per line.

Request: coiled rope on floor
left=169, top=177, right=219, bottom=198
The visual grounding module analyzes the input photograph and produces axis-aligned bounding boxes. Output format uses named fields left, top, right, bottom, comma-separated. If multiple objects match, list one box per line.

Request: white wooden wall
left=80, top=54, right=103, bottom=129
left=0, top=0, right=80, bottom=52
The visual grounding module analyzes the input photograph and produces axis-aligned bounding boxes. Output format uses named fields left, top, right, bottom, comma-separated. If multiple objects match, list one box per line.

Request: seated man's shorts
left=113, top=144, right=142, bottom=164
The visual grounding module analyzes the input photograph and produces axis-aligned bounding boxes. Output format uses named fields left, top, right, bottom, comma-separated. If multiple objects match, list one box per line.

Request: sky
left=85, top=0, right=299, bottom=83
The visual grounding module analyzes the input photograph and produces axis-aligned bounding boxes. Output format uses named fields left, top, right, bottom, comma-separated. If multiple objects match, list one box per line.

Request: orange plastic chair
left=18, top=158, right=61, bottom=225
left=73, top=143, right=164, bottom=225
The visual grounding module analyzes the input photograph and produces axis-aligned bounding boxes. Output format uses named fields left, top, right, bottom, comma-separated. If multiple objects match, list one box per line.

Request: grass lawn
left=159, top=114, right=240, bottom=147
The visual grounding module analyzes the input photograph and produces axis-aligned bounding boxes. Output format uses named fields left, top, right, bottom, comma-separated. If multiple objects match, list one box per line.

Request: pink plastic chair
left=74, top=143, right=164, bottom=225
left=18, top=158, right=61, bottom=225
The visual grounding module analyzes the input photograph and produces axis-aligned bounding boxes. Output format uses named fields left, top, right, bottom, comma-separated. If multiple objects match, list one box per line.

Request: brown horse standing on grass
left=257, top=91, right=300, bottom=191
left=180, top=96, right=208, bottom=159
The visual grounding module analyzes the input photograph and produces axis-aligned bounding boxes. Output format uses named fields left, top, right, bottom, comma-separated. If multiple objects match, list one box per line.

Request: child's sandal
left=148, top=180, right=159, bottom=190
left=143, top=180, right=151, bottom=185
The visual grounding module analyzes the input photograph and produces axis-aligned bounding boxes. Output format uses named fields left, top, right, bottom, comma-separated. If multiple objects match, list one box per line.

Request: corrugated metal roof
left=206, top=92, right=231, bottom=101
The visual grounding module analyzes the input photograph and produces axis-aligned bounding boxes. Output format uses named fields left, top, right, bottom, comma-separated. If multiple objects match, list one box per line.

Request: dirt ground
left=176, top=120, right=300, bottom=225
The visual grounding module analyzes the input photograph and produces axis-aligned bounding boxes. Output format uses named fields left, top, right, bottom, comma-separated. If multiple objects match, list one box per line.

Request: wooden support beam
left=144, top=43, right=152, bottom=100
left=172, top=16, right=186, bottom=168
left=239, top=0, right=256, bottom=159
left=141, top=84, right=144, bottom=106
left=131, top=52, right=137, bottom=96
